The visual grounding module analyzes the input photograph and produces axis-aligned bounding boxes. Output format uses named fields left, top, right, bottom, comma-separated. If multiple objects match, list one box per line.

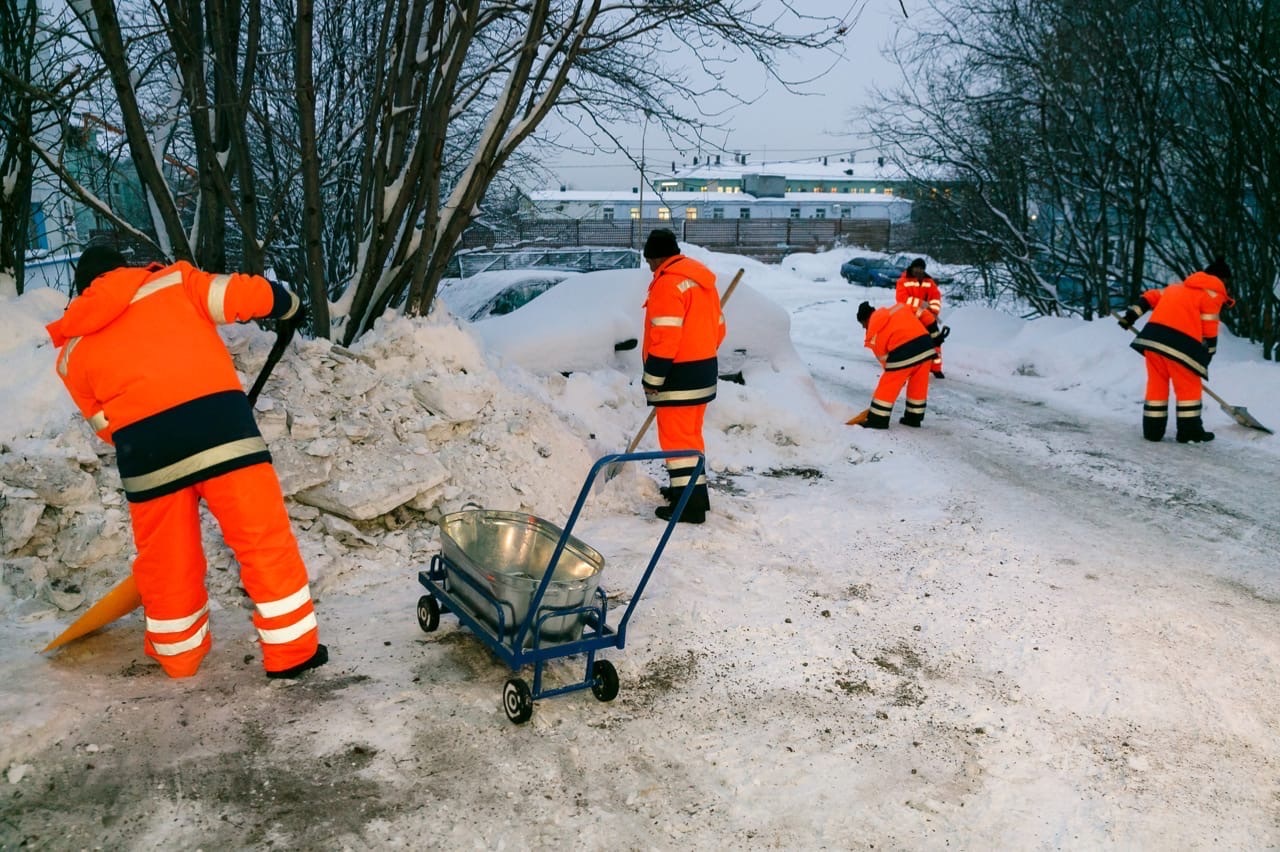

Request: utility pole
left=637, top=115, right=647, bottom=252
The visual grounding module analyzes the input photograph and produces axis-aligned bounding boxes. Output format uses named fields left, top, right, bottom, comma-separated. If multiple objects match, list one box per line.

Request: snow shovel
left=42, top=574, right=141, bottom=652
left=605, top=267, right=746, bottom=482
left=846, top=408, right=869, bottom=426
left=1116, top=316, right=1273, bottom=434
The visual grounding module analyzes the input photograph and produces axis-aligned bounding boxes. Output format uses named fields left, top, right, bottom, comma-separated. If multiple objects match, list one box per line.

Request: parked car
left=840, top=256, right=906, bottom=288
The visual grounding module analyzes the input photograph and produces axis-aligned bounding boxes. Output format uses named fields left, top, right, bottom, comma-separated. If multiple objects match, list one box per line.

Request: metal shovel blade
left=1203, top=386, right=1274, bottom=434
left=1221, top=402, right=1273, bottom=434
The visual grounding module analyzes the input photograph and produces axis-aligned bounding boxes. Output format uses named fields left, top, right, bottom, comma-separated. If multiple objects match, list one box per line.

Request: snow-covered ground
left=1, top=247, right=1278, bottom=848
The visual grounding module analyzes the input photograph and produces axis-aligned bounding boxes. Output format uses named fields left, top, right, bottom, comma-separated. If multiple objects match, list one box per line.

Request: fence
left=507, top=218, right=902, bottom=263
left=446, top=247, right=639, bottom=278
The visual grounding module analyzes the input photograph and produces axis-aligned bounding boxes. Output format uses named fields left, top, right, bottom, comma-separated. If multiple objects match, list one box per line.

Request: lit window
left=658, top=207, right=671, bottom=220
left=630, top=208, right=640, bottom=219
left=884, top=188, right=894, bottom=197
left=686, top=207, right=698, bottom=220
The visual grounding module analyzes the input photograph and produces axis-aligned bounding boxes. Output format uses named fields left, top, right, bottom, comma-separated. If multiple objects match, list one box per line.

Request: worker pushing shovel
left=1115, top=257, right=1271, bottom=439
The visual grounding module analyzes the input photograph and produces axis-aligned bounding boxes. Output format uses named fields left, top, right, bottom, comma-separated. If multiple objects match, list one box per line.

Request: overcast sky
left=538, top=2, right=909, bottom=190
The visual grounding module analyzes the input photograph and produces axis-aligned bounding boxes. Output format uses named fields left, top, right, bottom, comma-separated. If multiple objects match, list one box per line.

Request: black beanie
left=1204, top=256, right=1231, bottom=281
left=908, top=257, right=926, bottom=272
left=74, top=246, right=127, bottom=294
left=643, top=228, right=680, bottom=260
left=857, top=301, right=874, bottom=326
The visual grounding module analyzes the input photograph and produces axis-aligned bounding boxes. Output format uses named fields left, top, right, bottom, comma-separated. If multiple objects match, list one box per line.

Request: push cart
left=416, top=450, right=703, bottom=724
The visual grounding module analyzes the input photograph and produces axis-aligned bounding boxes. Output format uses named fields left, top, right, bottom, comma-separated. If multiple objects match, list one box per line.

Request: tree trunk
left=294, top=0, right=326, bottom=335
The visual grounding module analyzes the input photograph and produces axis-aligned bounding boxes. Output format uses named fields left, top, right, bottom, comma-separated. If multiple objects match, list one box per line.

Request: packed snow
left=1, top=246, right=1278, bottom=848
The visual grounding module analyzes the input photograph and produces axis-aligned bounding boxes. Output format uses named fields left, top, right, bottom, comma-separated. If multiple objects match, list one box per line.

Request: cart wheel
left=503, top=678, right=534, bottom=724
left=590, top=659, right=620, bottom=702
left=416, top=595, right=440, bottom=632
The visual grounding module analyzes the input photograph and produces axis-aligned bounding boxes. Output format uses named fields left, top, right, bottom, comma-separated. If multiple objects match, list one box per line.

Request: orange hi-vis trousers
left=870, top=361, right=932, bottom=422
left=655, top=404, right=707, bottom=488
left=1142, top=350, right=1203, bottom=436
left=127, top=463, right=319, bottom=678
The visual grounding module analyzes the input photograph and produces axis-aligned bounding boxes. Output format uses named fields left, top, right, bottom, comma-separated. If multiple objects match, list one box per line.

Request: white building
left=520, top=188, right=911, bottom=224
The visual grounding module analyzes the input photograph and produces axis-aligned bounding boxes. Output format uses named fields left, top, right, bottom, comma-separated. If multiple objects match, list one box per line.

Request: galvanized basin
left=438, top=509, right=604, bottom=645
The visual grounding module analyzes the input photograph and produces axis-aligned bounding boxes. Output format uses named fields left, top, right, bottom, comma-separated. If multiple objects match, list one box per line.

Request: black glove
left=1117, top=308, right=1140, bottom=331
left=937, top=325, right=951, bottom=342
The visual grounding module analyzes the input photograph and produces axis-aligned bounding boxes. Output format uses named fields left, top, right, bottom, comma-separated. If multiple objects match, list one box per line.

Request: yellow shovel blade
left=42, top=575, right=142, bottom=652
left=846, top=408, right=869, bottom=426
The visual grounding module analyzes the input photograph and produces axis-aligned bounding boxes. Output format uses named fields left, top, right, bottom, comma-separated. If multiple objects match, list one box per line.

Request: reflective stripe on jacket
left=46, top=261, right=300, bottom=501
left=642, top=255, right=725, bottom=407
left=864, top=303, right=936, bottom=371
left=895, top=271, right=942, bottom=318
left=1128, top=271, right=1230, bottom=378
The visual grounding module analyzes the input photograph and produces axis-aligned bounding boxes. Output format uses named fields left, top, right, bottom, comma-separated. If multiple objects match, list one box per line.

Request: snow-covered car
left=840, top=256, right=904, bottom=288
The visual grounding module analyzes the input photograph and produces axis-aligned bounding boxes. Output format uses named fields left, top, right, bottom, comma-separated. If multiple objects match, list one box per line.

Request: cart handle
left=512, top=450, right=704, bottom=651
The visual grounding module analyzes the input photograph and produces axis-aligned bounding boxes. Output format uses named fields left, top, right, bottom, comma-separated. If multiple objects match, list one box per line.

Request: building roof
left=659, top=157, right=908, bottom=183
left=526, top=189, right=909, bottom=205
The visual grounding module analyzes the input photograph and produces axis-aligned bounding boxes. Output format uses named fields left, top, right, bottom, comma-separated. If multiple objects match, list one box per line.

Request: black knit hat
left=1204, top=256, right=1231, bottom=281
left=74, top=246, right=127, bottom=294
left=643, top=228, right=680, bottom=260
left=908, top=257, right=927, bottom=272
left=857, top=301, right=874, bottom=326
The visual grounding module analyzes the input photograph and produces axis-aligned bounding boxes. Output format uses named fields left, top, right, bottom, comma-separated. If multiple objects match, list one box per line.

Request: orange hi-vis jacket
left=642, top=255, right=725, bottom=407
left=1128, top=271, right=1231, bottom=378
left=895, top=271, right=942, bottom=319
left=47, top=261, right=301, bottom=502
left=864, top=303, right=936, bottom=371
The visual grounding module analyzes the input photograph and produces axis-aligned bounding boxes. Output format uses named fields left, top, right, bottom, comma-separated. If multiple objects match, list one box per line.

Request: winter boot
left=267, top=644, right=328, bottom=679
left=1142, top=400, right=1168, bottom=442
left=1176, top=422, right=1215, bottom=444
left=655, top=484, right=709, bottom=524
left=859, top=410, right=891, bottom=430
left=1175, top=401, right=1213, bottom=443
left=900, top=397, right=926, bottom=428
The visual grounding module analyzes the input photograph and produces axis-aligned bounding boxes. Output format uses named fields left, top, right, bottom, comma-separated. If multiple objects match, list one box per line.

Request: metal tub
left=439, top=509, right=604, bottom=645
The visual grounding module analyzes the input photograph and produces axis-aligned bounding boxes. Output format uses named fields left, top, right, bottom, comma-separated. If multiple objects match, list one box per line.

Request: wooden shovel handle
left=625, top=268, right=746, bottom=452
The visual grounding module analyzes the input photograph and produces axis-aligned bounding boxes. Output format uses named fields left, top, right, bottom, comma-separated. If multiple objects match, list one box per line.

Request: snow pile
left=0, top=303, right=601, bottom=617
left=0, top=274, right=838, bottom=622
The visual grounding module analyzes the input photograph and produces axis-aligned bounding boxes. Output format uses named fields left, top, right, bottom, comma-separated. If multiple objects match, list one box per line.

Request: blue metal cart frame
left=416, top=450, right=704, bottom=724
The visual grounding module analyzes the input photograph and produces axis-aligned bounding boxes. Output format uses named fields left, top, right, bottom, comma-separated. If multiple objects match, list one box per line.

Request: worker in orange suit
left=1118, top=257, right=1233, bottom=444
left=641, top=229, right=725, bottom=524
left=856, top=300, right=938, bottom=429
left=895, top=257, right=946, bottom=378
left=46, top=245, right=327, bottom=679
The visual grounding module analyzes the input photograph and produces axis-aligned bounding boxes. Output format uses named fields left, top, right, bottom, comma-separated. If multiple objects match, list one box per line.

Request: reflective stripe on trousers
left=656, top=404, right=707, bottom=487
left=128, top=462, right=319, bottom=677
left=871, top=361, right=932, bottom=419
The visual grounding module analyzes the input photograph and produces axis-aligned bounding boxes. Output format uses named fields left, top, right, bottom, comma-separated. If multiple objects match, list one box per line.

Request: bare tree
left=333, top=1, right=849, bottom=344
left=1160, top=0, right=1280, bottom=358
left=45, top=0, right=847, bottom=344
left=0, top=0, right=43, bottom=292
left=868, top=0, right=1279, bottom=350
